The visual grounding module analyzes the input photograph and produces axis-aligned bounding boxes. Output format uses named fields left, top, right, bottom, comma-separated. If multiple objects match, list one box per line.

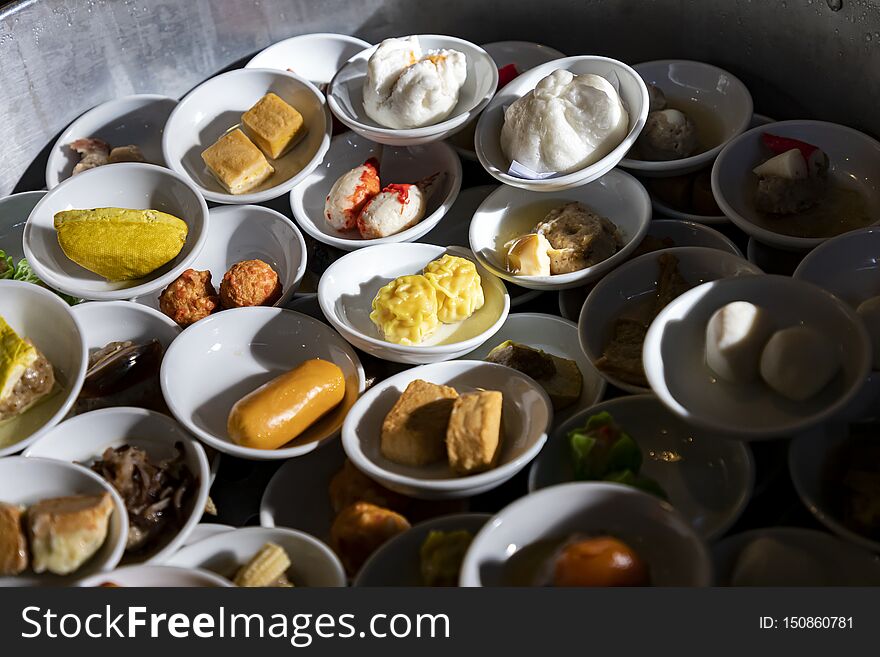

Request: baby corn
left=234, top=542, right=292, bottom=587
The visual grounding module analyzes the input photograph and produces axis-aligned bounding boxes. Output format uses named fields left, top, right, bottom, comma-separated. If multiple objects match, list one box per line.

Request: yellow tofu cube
left=241, top=93, right=307, bottom=159
left=201, top=128, right=274, bottom=195
left=380, top=379, right=458, bottom=466
left=446, top=390, right=503, bottom=475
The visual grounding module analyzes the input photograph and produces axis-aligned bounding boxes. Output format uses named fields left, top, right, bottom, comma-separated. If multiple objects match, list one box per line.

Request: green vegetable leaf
left=569, top=430, right=598, bottom=480
left=0, top=250, right=13, bottom=280
left=13, top=258, right=82, bottom=305
left=604, top=469, right=669, bottom=501
left=605, top=434, right=643, bottom=474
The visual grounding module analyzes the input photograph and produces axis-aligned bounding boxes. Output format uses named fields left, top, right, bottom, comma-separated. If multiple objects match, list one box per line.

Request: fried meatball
left=637, top=109, right=698, bottom=161
left=159, top=269, right=219, bottom=326
left=220, top=259, right=282, bottom=309
left=330, top=502, right=410, bottom=575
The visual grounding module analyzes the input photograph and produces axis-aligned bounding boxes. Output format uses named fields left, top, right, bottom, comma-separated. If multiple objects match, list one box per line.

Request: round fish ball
left=759, top=326, right=840, bottom=401
left=705, top=301, right=774, bottom=383
left=856, top=296, right=880, bottom=370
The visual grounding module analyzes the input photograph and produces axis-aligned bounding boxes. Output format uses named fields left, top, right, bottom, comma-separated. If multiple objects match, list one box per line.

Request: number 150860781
left=759, top=617, right=853, bottom=629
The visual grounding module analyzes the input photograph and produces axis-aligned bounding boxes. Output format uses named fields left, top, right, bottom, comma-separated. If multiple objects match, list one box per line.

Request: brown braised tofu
left=27, top=493, right=114, bottom=575
left=446, top=390, right=503, bottom=475
left=381, top=379, right=459, bottom=466
left=0, top=502, right=28, bottom=576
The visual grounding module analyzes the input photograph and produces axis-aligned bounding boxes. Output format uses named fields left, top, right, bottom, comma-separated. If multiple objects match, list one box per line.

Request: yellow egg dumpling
left=370, top=274, right=440, bottom=346
left=423, top=255, right=485, bottom=324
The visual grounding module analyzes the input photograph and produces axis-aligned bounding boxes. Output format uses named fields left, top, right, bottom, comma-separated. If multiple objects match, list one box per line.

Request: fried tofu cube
left=0, top=502, right=28, bottom=576
left=201, top=128, right=274, bottom=195
left=381, top=379, right=459, bottom=466
left=28, top=493, right=114, bottom=575
left=446, top=390, right=503, bottom=475
left=241, top=92, right=307, bottom=159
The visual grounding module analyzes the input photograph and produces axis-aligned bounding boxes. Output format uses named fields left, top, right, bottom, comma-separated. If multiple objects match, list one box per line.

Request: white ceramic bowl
left=24, top=407, right=209, bottom=564
left=23, top=162, right=210, bottom=301
left=460, top=312, right=606, bottom=427
left=184, top=523, right=235, bottom=547
left=318, top=244, right=510, bottom=364
left=580, top=246, right=761, bottom=394
left=557, top=219, right=743, bottom=321
left=0, top=456, right=128, bottom=587
left=0, top=280, right=87, bottom=457
left=290, top=132, right=462, bottom=250
left=746, top=237, right=807, bottom=276
left=788, top=423, right=880, bottom=554
left=469, top=169, right=652, bottom=291
left=163, top=68, right=332, bottom=204
left=167, top=526, right=346, bottom=587
left=644, top=275, right=872, bottom=438
left=77, top=565, right=232, bottom=587
left=134, top=204, right=307, bottom=311
left=449, top=41, right=566, bottom=161
left=712, top=120, right=880, bottom=250
left=0, top=190, right=46, bottom=261
left=342, top=360, right=553, bottom=499
left=327, top=35, right=499, bottom=146
left=529, top=395, right=754, bottom=541
left=619, top=60, right=753, bottom=177
left=355, top=513, right=491, bottom=586
left=460, top=481, right=711, bottom=586
left=246, top=33, right=371, bottom=83
left=475, top=55, right=649, bottom=192
left=45, top=94, right=178, bottom=189
left=72, top=299, right=180, bottom=350
left=161, top=306, right=365, bottom=460
left=712, top=527, right=880, bottom=586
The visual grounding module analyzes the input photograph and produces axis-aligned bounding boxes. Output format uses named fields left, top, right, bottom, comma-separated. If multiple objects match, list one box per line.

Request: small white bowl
left=460, top=481, right=711, bottom=586
left=355, top=513, right=491, bottom=586
left=460, top=312, right=606, bottom=427
left=712, top=527, right=880, bottom=586
left=0, top=190, right=47, bottom=261
left=246, top=33, right=371, bottom=83
left=167, top=526, right=346, bottom=587
left=77, top=565, right=232, bottom=587
left=580, top=246, right=761, bottom=394
left=0, top=280, right=87, bottom=457
left=619, top=60, right=753, bottom=177
left=557, top=219, right=743, bottom=321
left=788, top=423, right=880, bottom=554
left=475, top=55, right=648, bottom=192
left=318, top=243, right=510, bottom=364
left=134, top=204, right=307, bottom=311
left=260, top=437, right=347, bottom=541
left=0, top=456, right=128, bottom=587
left=342, top=360, right=553, bottom=499
left=419, top=185, right=542, bottom=309
left=72, top=299, right=180, bottom=349
left=163, top=68, right=332, bottom=205
left=24, top=407, right=209, bottom=565
left=23, top=162, right=210, bottom=301
left=161, top=306, right=365, bottom=460
left=529, top=395, right=754, bottom=540
left=45, top=94, right=178, bottom=189
left=644, top=275, right=872, bottom=439
left=290, top=132, right=462, bottom=251
left=746, top=237, right=807, bottom=276
left=469, top=169, right=652, bottom=291
left=184, top=523, right=235, bottom=547
left=712, top=119, right=880, bottom=250
left=449, top=41, right=566, bottom=161
left=328, top=35, right=499, bottom=146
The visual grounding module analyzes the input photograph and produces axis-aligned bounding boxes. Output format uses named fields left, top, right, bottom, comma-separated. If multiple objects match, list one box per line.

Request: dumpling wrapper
left=500, top=70, right=629, bottom=175
left=423, top=254, right=485, bottom=324
left=370, top=274, right=440, bottom=345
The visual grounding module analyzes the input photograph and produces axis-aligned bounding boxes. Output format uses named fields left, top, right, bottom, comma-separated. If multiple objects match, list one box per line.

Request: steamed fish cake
left=0, top=315, right=55, bottom=423
left=54, top=207, right=188, bottom=281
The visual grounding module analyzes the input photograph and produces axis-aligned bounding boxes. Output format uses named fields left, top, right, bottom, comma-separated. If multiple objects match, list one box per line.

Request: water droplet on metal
left=826, top=0, right=843, bottom=10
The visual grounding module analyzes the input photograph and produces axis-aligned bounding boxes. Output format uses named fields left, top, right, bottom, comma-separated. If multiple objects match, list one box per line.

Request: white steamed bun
left=499, top=69, right=629, bottom=174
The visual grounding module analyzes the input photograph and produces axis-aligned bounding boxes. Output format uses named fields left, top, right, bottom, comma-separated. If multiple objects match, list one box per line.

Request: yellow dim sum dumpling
left=370, top=274, right=440, bottom=345
left=423, top=255, right=485, bottom=324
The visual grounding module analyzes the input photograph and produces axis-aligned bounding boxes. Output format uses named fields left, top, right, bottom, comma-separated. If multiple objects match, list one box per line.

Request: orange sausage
left=227, top=359, right=345, bottom=450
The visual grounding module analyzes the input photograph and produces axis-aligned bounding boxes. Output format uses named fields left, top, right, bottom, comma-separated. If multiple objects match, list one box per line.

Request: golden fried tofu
left=380, top=379, right=458, bottom=466
left=241, top=92, right=307, bottom=159
left=330, top=502, right=410, bottom=575
left=201, top=128, right=274, bottom=195
left=0, top=502, right=28, bottom=576
left=28, top=493, right=114, bottom=575
left=446, top=390, right=503, bottom=475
